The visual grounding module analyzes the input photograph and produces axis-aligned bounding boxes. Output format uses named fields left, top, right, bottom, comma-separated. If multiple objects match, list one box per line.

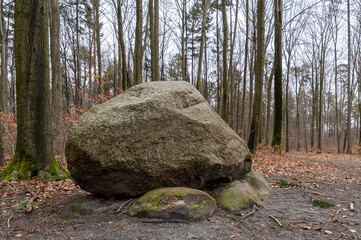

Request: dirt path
left=1, top=152, right=360, bottom=240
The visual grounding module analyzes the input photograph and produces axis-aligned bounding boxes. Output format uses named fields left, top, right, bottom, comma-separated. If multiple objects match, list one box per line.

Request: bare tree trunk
left=241, top=0, right=249, bottom=139
left=134, top=0, right=143, bottom=85
left=271, top=0, right=283, bottom=149
left=266, top=64, right=275, bottom=145
left=94, top=0, right=102, bottom=95
left=229, top=0, right=239, bottom=129
left=50, top=0, right=63, bottom=150
left=0, top=0, right=8, bottom=113
left=196, top=0, right=209, bottom=91
left=248, top=0, right=265, bottom=152
left=221, top=0, right=228, bottom=122
left=1, top=0, right=64, bottom=180
left=346, top=0, right=352, bottom=154
left=118, top=0, right=127, bottom=90
left=154, top=0, right=159, bottom=81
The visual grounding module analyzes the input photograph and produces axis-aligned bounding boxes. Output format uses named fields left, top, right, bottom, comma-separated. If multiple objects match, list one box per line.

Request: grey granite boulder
left=65, top=81, right=252, bottom=197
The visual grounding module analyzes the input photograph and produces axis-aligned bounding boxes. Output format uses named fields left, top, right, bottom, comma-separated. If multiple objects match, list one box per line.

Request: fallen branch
left=269, top=215, right=283, bottom=228
left=24, top=183, right=39, bottom=213
left=7, top=212, right=13, bottom=228
left=115, top=199, right=134, bottom=214
left=141, top=218, right=190, bottom=224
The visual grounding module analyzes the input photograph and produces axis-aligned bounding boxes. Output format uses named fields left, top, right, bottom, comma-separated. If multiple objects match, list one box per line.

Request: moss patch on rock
left=218, top=180, right=263, bottom=212
left=1, top=152, right=69, bottom=181
left=128, top=187, right=216, bottom=221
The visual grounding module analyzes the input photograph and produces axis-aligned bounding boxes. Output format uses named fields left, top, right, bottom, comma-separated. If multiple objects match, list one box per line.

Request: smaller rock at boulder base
left=128, top=187, right=216, bottom=221
left=217, top=170, right=270, bottom=212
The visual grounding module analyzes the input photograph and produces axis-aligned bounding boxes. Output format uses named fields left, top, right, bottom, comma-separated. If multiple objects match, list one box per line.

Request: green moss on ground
left=62, top=205, right=92, bottom=219
left=1, top=152, right=69, bottom=181
left=312, top=199, right=334, bottom=208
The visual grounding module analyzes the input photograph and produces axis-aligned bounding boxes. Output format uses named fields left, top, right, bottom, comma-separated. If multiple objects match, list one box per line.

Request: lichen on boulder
left=128, top=187, right=216, bottom=221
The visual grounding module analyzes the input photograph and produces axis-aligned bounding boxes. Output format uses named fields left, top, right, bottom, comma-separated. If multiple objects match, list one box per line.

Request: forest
left=0, top=0, right=360, bottom=239
left=0, top=0, right=360, bottom=157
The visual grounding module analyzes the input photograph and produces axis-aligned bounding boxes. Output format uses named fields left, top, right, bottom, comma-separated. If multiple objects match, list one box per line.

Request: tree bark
left=346, top=0, right=352, bottom=154
left=1, top=0, right=66, bottom=180
left=271, top=0, right=283, bottom=150
left=248, top=0, right=265, bottom=152
left=0, top=0, right=8, bottom=114
left=241, top=0, right=249, bottom=139
left=134, top=0, right=143, bottom=85
left=221, top=0, right=228, bottom=122
left=118, top=0, right=127, bottom=90
left=196, top=0, right=209, bottom=91
left=50, top=0, right=63, bottom=150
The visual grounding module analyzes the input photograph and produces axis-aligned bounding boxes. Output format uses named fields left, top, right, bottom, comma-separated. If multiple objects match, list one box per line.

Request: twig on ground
left=24, top=183, right=39, bottom=213
left=269, top=215, right=283, bottom=227
left=236, top=205, right=258, bottom=218
left=115, top=199, right=135, bottom=215
left=141, top=218, right=190, bottom=224
left=7, top=212, right=13, bottom=228
left=344, top=225, right=357, bottom=240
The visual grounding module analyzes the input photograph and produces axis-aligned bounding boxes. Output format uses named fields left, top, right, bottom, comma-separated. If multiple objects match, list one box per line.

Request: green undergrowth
left=0, top=152, right=69, bottom=181
left=276, top=179, right=302, bottom=188
left=312, top=199, right=334, bottom=208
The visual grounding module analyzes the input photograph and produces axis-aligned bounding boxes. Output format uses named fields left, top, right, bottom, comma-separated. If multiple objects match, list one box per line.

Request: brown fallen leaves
left=252, top=148, right=361, bottom=184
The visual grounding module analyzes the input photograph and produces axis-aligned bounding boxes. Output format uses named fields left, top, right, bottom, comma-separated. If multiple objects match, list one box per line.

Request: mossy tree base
left=1, top=152, right=69, bottom=181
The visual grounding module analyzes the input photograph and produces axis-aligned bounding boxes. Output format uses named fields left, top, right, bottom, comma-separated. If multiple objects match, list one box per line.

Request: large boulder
left=65, top=81, right=252, bottom=197
left=128, top=187, right=216, bottom=221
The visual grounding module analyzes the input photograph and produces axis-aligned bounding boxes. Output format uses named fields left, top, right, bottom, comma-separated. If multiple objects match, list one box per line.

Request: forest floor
left=0, top=150, right=360, bottom=240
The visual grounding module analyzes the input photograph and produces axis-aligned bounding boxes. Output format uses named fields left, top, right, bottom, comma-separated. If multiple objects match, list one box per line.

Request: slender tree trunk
left=248, top=0, right=265, bottom=152
left=118, top=0, right=127, bottom=90
left=271, top=0, right=283, bottom=149
left=134, top=0, right=143, bottom=85
left=154, top=0, right=159, bottom=81
left=74, top=0, right=82, bottom=107
left=285, top=55, right=290, bottom=152
left=241, top=0, right=249, bottom=139
left=50, top=0, right=63, bottom=150
left=149, top=0, right=155, bottom=81
left=181, top=0, right=187, bottom=82
left=334, top=19, right=340, bottom=153
left=346, top=0, right=352, bottom=154
left=266, top=64, right=275, bottom=145
left=221, top=0, right=228, bottom=122
left=295, top=68, right=300, bottom=151
left=196, top=0, right=209, bottom=91
left=229, top=0, right=239, bottom=128
left=0, top=0, right=8, bottom=113
left=216, top=1, right=220, bottom=114
left=94, top=0, right=102, bottom=95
